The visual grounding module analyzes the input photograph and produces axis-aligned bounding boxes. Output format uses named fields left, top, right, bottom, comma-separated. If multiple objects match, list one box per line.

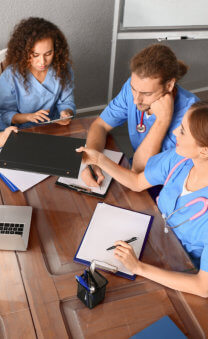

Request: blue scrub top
left=144, top=149, right=208, bottom=272
left=0, top=65, right=76, bottom=131
left=100, top=78, right=199, bottom=152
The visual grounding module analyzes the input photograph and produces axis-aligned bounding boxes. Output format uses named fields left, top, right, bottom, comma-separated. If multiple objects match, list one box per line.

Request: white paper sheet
left=0, top=168, right=49, bottom=192
left=76, top=203, right=152, bottom=277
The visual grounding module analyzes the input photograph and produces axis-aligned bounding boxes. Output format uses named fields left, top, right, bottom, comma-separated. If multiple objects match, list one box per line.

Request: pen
left=106, top=236, right=138, bottom=251
left=86, top=270, right=96, bottom=293
left=68, top=184, right=92, bottom=193
left=75, top=275, right=90, bottom=291
left=88, top=165, right=102, bottom=191
left=88, top=165, right=98, bottom=182
left=75, top=274, right=96, bottom=293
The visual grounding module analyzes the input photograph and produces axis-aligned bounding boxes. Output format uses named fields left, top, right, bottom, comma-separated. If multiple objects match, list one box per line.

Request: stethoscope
left=136, top=88, right=177, bottom=134
left=158, top=157, right=208, bottom=233
left=136, top=111, right=146, bottom=133
left=162, top=197, right=208, bottom=233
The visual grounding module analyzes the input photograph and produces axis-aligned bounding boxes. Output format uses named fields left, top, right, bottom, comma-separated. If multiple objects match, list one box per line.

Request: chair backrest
left=0, top=48, right=7, bottom=74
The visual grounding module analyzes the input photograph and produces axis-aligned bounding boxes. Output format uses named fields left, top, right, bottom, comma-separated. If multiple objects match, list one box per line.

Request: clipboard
left=56, top=149, right=123, bottom=198
left=74, top=202, right=153, bottom=280
left=0, top=131, right=85, bottom=178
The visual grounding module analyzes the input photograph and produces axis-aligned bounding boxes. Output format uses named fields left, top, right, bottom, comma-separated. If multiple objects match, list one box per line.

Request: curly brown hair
left=5, top=17, right=72, bottom=89
left=130, top=44, right=188, bottom=85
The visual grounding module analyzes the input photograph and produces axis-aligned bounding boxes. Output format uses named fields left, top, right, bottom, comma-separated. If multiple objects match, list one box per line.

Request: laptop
left=0, top=205, right=32, bottom=251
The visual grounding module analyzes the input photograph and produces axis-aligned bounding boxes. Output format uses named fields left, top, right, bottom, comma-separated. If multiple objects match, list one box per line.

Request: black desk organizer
left=77, top=269, right=108, bottom=309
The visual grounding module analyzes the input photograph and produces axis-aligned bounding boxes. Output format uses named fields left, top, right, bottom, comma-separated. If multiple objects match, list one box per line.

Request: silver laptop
left=0, top=205, right=32, bottom=251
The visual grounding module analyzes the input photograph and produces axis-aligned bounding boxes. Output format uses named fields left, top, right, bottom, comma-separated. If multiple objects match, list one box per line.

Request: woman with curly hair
left=0, top=17, right=75, bottom=129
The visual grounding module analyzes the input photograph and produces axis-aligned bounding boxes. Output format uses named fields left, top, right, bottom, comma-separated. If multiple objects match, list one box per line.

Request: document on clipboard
left=74, top=202, right=153, bottom=280
left=56, top=149, right=123, bottom=198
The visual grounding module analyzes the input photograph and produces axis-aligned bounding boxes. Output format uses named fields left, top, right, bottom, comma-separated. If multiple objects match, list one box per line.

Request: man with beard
left=81, top=44, right=198, bottom=186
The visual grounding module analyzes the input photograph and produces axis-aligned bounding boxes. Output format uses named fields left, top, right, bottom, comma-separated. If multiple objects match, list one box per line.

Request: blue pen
left=75, top=275, right=90, bottom=291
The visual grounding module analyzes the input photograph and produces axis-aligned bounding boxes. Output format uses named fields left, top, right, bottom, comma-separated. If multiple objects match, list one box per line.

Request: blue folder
left=0, top=173, right=19, bottom=192
left=130, top=316, right=187, bottom=338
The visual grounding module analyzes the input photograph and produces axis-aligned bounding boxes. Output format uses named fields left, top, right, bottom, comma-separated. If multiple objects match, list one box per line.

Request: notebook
left=0, top=131, right=85, bottom=178
left=74, top=202, right=153, bottom=280
left=0, top=205, right=32, bottom=251
left=56, top=149, right=123, bottom=197
left=130, top=316, right=187, bottom=338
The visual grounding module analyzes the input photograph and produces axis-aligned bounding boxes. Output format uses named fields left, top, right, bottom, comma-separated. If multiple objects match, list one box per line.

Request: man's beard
left=137, top=103, right=151, bottom=112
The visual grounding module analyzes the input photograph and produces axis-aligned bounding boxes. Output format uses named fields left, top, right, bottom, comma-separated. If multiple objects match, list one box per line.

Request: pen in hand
left=106, top=236, right=138, bottom=251
left=88, top=165, right=98, bottom=181
left=88, top=165, right=101, bottom=190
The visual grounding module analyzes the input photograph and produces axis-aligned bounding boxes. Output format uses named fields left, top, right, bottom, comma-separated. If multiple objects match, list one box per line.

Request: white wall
left=113, top=38, right=208, bottom=98
left=1, top=0, right=208, bottom=111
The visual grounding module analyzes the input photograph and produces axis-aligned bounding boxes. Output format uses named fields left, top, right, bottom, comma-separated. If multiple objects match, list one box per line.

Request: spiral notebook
left=74, top=202, right=153, bottom=280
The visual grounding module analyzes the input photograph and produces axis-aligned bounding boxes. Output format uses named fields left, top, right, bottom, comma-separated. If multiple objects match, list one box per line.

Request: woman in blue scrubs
left=0, top=17, right=75, bottom=130
left=77, top=101, right=208, bottom=297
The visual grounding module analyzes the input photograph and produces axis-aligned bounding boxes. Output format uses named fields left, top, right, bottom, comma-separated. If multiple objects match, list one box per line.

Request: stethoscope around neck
left=136, top=111, right=146, bottom=133
left=136, top=88, right=177, bottom=134
left=162, top=197, right=208, bottom=234
left=158, top=157, right=208, bottom=233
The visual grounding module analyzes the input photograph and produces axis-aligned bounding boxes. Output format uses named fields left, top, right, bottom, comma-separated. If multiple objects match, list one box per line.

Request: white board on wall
left=123, top=0, right=208, bottom=28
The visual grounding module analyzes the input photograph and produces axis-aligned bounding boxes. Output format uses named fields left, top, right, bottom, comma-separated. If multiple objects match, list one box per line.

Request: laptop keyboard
left=0, top=223, right=24, bottom=236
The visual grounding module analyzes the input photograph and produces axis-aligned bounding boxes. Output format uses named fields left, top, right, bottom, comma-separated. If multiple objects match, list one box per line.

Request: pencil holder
left=76, top=269, right=108, bottom=309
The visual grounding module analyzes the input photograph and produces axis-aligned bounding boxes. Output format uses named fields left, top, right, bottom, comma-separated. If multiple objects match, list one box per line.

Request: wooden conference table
left=0, top=116, right=207, bottom=339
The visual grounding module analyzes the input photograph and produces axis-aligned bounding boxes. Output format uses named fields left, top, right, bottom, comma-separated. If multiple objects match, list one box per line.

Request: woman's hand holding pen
left=81, top=165, right=104, bottom=187
left=114, top=240, right=141, bottom=275
left=76, top=146, right=105, bottom=187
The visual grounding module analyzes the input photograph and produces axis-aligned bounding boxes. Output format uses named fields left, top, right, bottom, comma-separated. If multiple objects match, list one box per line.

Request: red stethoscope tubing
left=140, top=111, right=144, bottom=127
left=137, top=111, right=146, bottom=133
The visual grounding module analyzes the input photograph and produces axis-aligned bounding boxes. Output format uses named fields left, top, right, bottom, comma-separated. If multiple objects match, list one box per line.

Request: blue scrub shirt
left=100, top=78, right=199, bottom=152
left=0, top=65, right=76, bottom=130
left=144, top=149, right=208, bottom=272
left=0, top=114, right=3, bottom=131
